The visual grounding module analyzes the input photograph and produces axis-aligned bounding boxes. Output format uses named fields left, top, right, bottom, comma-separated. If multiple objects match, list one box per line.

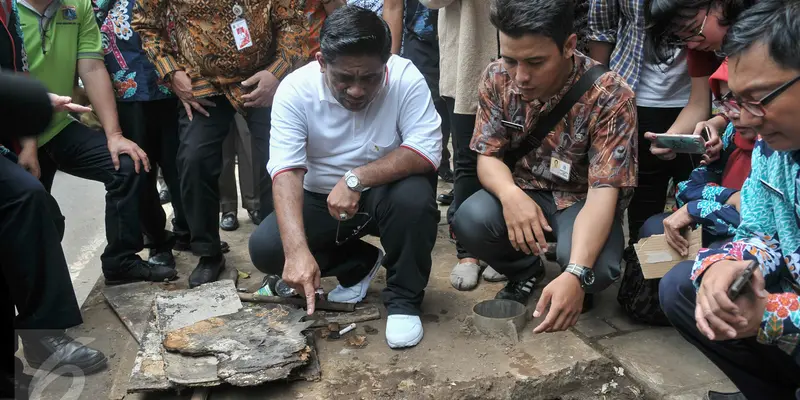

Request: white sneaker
left=327, top=249, right=384, bottom=303
left=386, top=315, right=423, bottom=349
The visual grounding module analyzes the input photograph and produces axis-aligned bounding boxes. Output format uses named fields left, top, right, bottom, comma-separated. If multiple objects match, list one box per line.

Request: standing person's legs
left=233, top=113, right=262, bottom=223
left=177, top=96, right=237, bottom=287
left=660, top=261, right=800, bottom=399
left=0, top=154, right=106, bottom=377
left=117, top=100, right=176, bottom=267
left=39, top=122, right=177, bottom=284
left=241, top=106, right=272, bottom=217
left=627, top=107, right=683, bottom=244
left=219, top=122, right=240, bottom=231
left=444, top=96, right=489, bottom=290
left=158, top=100, right=190, bottom=242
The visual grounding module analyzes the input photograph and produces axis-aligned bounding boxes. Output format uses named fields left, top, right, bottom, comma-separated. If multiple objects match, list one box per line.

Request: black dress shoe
left=495, top=262, right=546, bottom=305
left=248, top=209, right=263, bottom=225
left=21, top=332, right=107, bottom=374
left=706, top=391, right=747, bottom=400
left=189, top=255, right=225, bottom=288
left=104, top=260, right=178, bottom=286
left=148, top=248, right=175, bottom=268
left=437, top=189, right=454, bottom=205
left=438, top=167, right=454, bottom=183
left=219, top=212, right=239, bottom=231
left=159, top=189, right=171, bottom=205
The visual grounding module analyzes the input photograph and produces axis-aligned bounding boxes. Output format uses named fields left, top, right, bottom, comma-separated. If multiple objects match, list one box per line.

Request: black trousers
left=660, top=261, right=800, bottom=399
left=402, top=35, right=451, bottom=168
left=0, top=155, right=82, bottom=376
left=628, top=106, right=698, bottom=245
left=117, top=98, right=187, bottom=245
left=442, top=96, right=482, bottom=260
left=38, top=122, right=146, bottom=274
left=453, top=189, right=624, bottom=293
left=177, top=97, right=271, bottom=257
left=249, top=174, right=439, bottom=315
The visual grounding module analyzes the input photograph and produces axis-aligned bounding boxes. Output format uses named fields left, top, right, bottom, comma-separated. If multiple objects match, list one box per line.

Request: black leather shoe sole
left=148, top=250, right=176, bottom=268
left=104, top=264, right=179, bottom=286
left=174, top=239, right=230, bottom=254
left=25, top=353, right=107, bottom=375
left=248, top=210, right=263, bottom=225
left=220, top=213, right=239, bottom=231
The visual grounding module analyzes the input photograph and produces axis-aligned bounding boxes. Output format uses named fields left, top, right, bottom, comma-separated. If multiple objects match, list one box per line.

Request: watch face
left=346, top=175, right=359, bottom=188
left=583, top=269, right=595, bottom=286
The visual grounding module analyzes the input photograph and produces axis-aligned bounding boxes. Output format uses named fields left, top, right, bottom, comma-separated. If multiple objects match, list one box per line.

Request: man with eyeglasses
left=248, top=6, right=442, bottom=350
left=658, top=1, right=800, bottom=399
left=644, top=0, right=756, bottom=164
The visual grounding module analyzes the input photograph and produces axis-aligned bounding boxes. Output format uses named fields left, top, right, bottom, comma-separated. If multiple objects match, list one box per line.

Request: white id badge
left=230, top=19, right=253, bottom=51
left=549, top=155, right=571, bottom=181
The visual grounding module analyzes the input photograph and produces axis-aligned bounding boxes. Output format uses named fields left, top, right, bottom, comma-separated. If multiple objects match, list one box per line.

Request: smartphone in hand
left=652, top=133, right=707, bottom=154
left=727, top=260, right=758, bottom=300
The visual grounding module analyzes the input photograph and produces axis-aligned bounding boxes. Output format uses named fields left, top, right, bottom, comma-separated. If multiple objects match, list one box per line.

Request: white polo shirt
left=267, top=55, right=443, bottom=194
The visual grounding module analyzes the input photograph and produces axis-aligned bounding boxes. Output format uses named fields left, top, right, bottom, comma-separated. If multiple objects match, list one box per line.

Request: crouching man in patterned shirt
left=249, top=6, right=442, bottom=349
left=452, top=0, right=637, bottom=332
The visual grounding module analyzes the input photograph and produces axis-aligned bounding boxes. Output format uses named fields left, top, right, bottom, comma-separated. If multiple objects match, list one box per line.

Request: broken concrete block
left=103, top=282, right=167, bottom=343
left=163, top=304, right=314, bottom=386
left=128, top=304, right=173, bottom=392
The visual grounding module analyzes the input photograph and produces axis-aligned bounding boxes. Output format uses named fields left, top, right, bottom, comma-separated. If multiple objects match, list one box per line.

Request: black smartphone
left=727, top=260, right=758, bottom=300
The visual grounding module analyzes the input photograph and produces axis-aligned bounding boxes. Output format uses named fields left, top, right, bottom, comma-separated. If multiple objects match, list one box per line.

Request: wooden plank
left=238, top=293, right=356, bottom=312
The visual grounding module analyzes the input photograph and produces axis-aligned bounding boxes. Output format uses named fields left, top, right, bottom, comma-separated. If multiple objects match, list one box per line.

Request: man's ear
left=316, top=52, right=326, bottom=72
left=562, top=33, right=578, bottom=59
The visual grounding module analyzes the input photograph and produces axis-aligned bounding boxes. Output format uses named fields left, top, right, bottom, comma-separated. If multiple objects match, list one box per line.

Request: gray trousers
left=452, top=189, right=624, bottom=293
left=219, top=114, right=261, bottom=214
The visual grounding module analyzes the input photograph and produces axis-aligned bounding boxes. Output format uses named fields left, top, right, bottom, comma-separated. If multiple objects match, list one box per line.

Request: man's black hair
left=319, top=5, right=392, bottom=64
left=722, top=0, right=800, bottom=70
left=489, top=0, right=575, bottom=52
left=645, top=0, right=755, bottom=64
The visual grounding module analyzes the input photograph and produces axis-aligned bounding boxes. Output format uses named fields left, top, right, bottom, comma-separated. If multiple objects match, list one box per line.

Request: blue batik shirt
left=403, top=0, right=436, bottom=43
left=92, top=0, right=172, bottom=101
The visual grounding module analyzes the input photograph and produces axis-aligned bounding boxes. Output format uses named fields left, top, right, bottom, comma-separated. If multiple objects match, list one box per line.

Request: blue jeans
left=660, top=261, right=800, bottom=398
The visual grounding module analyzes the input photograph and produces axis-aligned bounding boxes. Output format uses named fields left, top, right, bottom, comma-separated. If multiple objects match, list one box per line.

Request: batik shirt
left=692, top=140, right=800, bottom=362
left=347, top=0, right=382, bottom=15
left=470, top=52, right=638, bottom=212
left=132, top=0, right=308, bottom=114
left=93, top=0, right=171, bottom=101
left=303, top=0, right=326, bottom=60
left=675, top=123, right=742, bottom=237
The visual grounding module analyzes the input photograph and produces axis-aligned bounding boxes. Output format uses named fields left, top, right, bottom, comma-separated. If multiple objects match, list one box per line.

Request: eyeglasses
left=665, top=2, right=712, bottom=47
left=335, top=212, right=372, bottom=246
left=716, top=75, right=800, bottom=118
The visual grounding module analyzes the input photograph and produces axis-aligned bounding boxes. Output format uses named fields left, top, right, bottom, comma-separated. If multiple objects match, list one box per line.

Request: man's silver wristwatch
left=344, top=170, right=367, bottom=192
left=565, top=263, right=595, bottom=289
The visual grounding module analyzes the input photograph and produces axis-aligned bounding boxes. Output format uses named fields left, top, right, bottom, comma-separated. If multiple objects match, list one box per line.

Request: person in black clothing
left=0, top=72, right=108, bottom=400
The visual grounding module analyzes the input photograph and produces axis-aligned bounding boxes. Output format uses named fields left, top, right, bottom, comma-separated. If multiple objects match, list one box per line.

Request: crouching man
left=453, top=0, right=637, bottom=333
left=249, top=5, right=442, bottom=349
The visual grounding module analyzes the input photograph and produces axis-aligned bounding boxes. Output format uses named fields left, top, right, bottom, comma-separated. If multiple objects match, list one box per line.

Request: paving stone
left=598, top=328, right=730, bottom=397
left=574, top=316, right=617, bottom=338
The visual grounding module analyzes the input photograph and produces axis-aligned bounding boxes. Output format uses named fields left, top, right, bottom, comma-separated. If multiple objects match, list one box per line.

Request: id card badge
left=549, top=154, right=571, bottom=181
left=231, top=19, right=253, bottom=51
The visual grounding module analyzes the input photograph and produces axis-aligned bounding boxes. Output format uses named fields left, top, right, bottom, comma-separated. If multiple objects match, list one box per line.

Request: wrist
left=497, top=185, right=523, bottom=202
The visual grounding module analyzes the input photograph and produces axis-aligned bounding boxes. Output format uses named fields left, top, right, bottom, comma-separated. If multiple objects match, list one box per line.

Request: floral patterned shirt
left=93, top=0, right=172, bottom=101
left=692, top=140, right=800, bottom=362
left=470, top=52, right=638, bottom=212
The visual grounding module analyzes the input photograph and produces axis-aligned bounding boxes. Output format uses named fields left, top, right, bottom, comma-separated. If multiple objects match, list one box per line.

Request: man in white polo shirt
left=249, top=5, right=442, bottom=349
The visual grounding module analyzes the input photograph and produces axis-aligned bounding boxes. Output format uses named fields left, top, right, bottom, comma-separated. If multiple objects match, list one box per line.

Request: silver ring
left=339, top=212, right=348, bottom=220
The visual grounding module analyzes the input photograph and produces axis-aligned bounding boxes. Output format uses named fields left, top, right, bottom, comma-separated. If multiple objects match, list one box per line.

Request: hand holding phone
left=652, top=133, right=707, bottom=154
left=727, top=260, right=758, bottom=300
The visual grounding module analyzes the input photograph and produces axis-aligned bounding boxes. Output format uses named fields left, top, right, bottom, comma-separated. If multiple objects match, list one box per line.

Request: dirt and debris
left=362, top=325, right=379, bottom=335
left=345, top=335, right=368, bottom=348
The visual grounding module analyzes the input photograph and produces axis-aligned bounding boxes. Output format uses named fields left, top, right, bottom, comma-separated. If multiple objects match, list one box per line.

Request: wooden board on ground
left=634, top=228, right=702, bottom=279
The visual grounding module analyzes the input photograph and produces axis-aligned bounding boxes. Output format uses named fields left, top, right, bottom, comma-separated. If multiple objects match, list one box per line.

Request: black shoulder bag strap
left=503, top=64, right=610, bottom=170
